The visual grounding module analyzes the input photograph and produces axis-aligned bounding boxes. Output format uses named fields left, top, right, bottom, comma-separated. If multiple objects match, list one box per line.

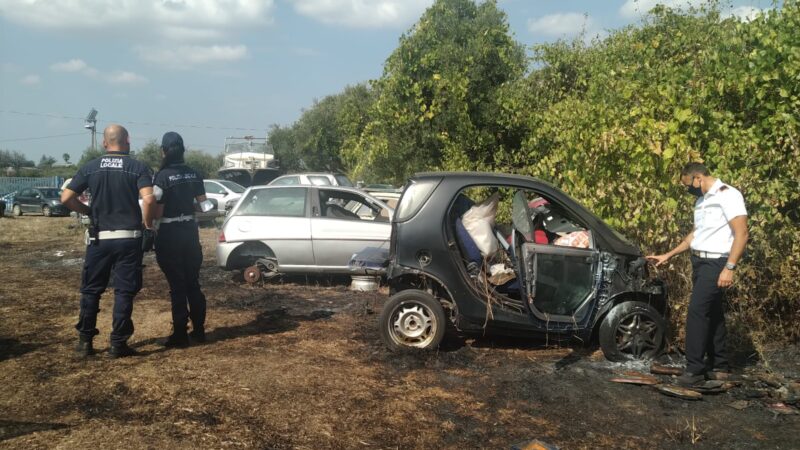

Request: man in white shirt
left=647, top=163, right=749, bottom=386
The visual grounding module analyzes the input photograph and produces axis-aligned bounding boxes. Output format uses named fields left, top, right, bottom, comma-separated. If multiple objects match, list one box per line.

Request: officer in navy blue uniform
left=153, top=132, right=208, bottom=347
left=61, top=124, right=156, bottom=358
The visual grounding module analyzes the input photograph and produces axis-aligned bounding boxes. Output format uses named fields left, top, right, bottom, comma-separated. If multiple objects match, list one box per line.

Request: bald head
left=103, top=124, right=130, bottom=153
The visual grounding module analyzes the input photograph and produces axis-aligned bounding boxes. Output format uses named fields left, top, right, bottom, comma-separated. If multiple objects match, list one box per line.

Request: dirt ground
left=1, top=216, right=798, bottom=449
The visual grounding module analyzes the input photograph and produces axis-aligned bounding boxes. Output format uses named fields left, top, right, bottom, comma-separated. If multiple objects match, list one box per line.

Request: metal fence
left=0, top=176, right=65, bottom=195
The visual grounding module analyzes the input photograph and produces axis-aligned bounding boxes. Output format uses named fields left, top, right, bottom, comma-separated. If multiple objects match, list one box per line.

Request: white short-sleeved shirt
left=690, top=179, right=747, bottom=253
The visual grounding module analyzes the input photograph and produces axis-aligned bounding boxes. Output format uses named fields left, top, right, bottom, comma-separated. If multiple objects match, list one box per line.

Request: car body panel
left=269, top=173, right=354, bottom=188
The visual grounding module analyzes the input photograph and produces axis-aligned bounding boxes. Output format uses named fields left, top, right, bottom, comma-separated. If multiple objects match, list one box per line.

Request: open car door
left=511, top=191, right=600, bottom=325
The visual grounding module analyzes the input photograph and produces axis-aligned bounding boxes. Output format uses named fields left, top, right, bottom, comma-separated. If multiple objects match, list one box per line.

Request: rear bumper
left=216, top=241, right=243, bottom=269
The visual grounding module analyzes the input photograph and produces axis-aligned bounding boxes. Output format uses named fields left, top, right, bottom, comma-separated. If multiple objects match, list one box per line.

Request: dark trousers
left=76, top=237, right=143, bottom=345
left=155, top=222, right=206, bottom=332
left=685, top=256, right=729, bottom=374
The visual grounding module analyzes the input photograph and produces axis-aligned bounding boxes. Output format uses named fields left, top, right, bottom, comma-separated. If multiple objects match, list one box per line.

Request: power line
left=0, top=109, right=265, bottom=132
left=0, top=132, right=90, bottom=143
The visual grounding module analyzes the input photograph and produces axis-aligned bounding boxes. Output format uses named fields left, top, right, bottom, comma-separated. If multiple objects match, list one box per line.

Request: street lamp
left=84, top=108, right=98, bottom=151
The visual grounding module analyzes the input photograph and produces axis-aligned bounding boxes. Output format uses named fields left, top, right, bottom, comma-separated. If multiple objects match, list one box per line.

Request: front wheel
left=12, top=205, right=22, bottom=216
left=379, top=289, right=446, bottom=352
left=599, top=301, right=666, bottom=362
left=42, top=205, right=51, bottom=217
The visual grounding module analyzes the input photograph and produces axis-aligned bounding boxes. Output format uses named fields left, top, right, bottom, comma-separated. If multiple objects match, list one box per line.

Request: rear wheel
left=599, top=301, right=666, bottom=362
left=379, top=289, right=446, bottom=352
left=12, top=204, right=22, bottom=216
left=42, top=205, right=51, bottom=217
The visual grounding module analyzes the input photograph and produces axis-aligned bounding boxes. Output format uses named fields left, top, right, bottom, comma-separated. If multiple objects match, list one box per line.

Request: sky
left=0, top=0, right=773, bottom=165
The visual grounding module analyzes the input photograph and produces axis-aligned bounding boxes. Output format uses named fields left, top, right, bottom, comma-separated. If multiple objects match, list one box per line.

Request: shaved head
left=103, top=124, right=130, bottom=152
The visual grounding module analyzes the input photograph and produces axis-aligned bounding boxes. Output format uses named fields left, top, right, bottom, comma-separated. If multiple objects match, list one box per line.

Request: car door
left=19, top=189, right=36, bottom=212
left=310, top=188, right=391, bottom=270
left=203, top=181, right=227, bottom=209
left=511, top=190, right=600, bottom=324
left=224, top=187, right=315, bottom=269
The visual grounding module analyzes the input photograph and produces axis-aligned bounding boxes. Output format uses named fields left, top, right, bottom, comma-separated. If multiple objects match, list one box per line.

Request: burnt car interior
left=448, top=186, right=598, bottom=317
left=318, top=190, right=389, bottom=222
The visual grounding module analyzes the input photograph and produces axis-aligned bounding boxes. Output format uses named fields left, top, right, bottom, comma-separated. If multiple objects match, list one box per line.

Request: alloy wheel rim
left=615, top=312, right=660, bottom=358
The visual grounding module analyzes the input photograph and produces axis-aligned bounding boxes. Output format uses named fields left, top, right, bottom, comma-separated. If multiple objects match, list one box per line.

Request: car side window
left=308, top=176, right=332, bottom=186
left=204, top=181, right=225, bottom=195
left=235, top=187, right=307, bottom=217
left=20, top=189, right=31, bottom=197
left=319, top=190, right=381, bottom=221
left=273, top=176, right=299, bottom=186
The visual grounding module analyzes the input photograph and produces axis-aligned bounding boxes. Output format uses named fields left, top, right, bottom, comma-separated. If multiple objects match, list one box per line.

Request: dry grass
left=0, top=216, right=797, bottom=449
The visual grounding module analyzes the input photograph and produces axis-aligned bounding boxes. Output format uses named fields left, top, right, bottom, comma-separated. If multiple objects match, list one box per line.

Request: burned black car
left=379, top=172, right=667, bottom=361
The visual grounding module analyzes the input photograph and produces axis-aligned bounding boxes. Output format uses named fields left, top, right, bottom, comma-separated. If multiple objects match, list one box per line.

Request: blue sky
left=0, top=0, right=772, bottom=164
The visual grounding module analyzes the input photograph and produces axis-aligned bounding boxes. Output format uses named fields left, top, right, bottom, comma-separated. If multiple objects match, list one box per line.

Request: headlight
left=50, top=199, right=60, bottom=205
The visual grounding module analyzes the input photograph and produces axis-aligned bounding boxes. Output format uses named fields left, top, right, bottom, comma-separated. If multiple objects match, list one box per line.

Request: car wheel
left=12, top=205, right=22, bottom=216
left=599, top=301, right=666, bottom=362
left=379, top=289, right=446, bottom=352
left=42, top=205, right=51, bottom=217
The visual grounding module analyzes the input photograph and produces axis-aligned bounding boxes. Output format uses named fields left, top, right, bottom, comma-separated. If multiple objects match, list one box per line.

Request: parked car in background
left=377, top=172, right=668, bottom=362
left=217, top=185, right=392, bottom=278
left=268, top=173, right=354, bottom=188
left=204, top=179, right=246, bottom=212
left=140, top=197, right=223, bottom=225
left=12, top=187, right=69, bottom=216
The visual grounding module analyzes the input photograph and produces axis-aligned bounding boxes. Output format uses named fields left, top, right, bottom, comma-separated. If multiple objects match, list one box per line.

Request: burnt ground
left=0, top=217, right=797, bottom=449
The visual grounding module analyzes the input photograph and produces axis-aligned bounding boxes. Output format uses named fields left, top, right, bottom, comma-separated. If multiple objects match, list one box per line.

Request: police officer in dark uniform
left=61, top=124, right=156, bottom=358
left=153, top=132, right=209, bottom=347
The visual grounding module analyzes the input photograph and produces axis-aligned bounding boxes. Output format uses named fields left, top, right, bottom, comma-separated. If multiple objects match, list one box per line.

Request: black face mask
left=686, top=182, right=703, bottom=197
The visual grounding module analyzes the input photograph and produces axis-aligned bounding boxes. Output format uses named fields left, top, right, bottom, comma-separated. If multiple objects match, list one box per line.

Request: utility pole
left=84, top=108, right=98, bottom=151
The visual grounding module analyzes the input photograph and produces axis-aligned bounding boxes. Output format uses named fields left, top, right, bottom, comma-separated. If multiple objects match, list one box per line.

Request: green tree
left=348, top=0, right=525, bottom=183
left=77, top=146, right=104, bottom=166
left=62, top=153, right=71, bottom=165
left=184, top=150, right=219, bottom=178
left=38, top=155, right=56, bottom=168
left=0, top=149, right=35, bottom=169
left=135, top=140, right=162, bottom=170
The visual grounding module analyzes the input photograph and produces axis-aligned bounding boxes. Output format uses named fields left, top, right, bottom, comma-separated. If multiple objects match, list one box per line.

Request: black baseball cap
left=161, top=131, right=184, bottom=152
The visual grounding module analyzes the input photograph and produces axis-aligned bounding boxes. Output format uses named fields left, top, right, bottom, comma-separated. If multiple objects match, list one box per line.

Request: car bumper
left=216, top=241, right=244, bottom=269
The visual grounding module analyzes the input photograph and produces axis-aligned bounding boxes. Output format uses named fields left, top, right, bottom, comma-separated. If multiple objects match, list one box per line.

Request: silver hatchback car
left=217, top=185, right=392, bottom=275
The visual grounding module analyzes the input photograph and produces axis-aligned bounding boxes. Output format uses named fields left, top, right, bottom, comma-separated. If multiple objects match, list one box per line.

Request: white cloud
left=135, top=45, right=248, bottom=69
left=619, top=0, right=706, bottom=19
left=49, top=58, right=147, bottom=84
left=726, top=6, right=763, bottom=22
left=107, top=71, right=148, bottom=84
left=527, top=12, right=594, bottom=37
left=20, top=74, right=40, bottom=85
left=50, top=59, right=88, bottom=72
left=0, top=0, right=274, bottom=37
left=0, top=1, right=272, bottom=68
left=289, top=0, right=432, bottom=28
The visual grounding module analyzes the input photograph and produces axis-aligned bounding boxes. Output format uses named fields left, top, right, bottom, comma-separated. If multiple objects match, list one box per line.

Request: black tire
left=42, top=205, right=51, bottom=217
left=12, top=204, right=22, bottom=216
left=379, top=289, right=446, bottom=352
left=598, top=301, right=666, bottom=362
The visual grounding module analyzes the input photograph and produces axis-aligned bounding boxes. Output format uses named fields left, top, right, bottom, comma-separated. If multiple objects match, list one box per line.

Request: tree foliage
left=0, top=149, right=35, bottom=169
left=345, top=0, right=525, bottom=184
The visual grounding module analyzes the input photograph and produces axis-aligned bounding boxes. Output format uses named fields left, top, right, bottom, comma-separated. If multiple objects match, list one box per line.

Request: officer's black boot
left=75, top=336, right=94, bottom=357
left=109, top=342, right=138, bottom=358
left=189, top=326, right=206, bottom=343
left=164, top=329, right=190, bottom=348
